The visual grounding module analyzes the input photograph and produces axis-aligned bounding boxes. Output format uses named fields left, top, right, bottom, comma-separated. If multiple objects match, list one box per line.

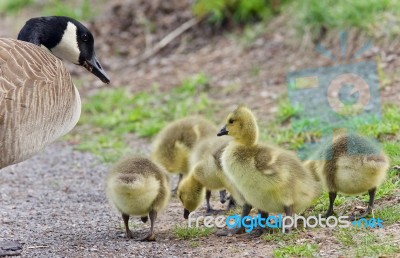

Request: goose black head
left=18, top=16, right=110, bottom=84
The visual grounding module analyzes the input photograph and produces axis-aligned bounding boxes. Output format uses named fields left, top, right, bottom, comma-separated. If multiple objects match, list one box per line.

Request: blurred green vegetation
left=0, top=0, right=95, bottom=20
left=68, top=74, right=215, bottom=162
left=261, top=99, right=400, bottom=151
left=3, top=0, right=400, bottom=39
left=334, top=229, right=399, bottom=256
left=42, top=0, right=93, bottom=20
left=273, top=243, right=319, bottom=258
left=293, top=0, right=400, bottom=37
left=0, top=0, right=33, bottom=13
left=193, top=0, right=278, bottom=24
left=172, top=225, right=214, bottom=240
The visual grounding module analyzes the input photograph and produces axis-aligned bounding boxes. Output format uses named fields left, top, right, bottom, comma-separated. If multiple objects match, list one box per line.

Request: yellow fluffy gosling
left=106, top=157, right=170, bottom=241
left=217, top=105, right=321, bottom=219
left=151, top=116, right=217, bottom=184
left=304, top=133, right=389, bottom=218
left=177, top=136, right=246, bottom=218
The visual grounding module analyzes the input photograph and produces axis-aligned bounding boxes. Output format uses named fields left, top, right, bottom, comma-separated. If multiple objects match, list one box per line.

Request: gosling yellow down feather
left=178, top=136, right=246, bottom=218
left=151, top=116, right=217, bottom=177
left=304, top=132, right=389, bottom=218
left=217, top=106, right=321, bottom=217
left=106, top=156, right=170, bottom=241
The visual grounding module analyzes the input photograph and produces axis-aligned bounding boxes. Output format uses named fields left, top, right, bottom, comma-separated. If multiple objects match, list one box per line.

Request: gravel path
left=0, top=142, right=275, bottom=257
left=0, top=142, right=182, bottom=257
left=1, top=141, right=399, bottom=257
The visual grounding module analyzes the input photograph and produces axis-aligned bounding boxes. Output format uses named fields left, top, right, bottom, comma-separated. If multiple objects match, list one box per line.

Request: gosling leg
left=172, top=174, right=183, bottom=194
left=141, top=210, right=157, bottom=241
left=227, top=198, right=236, bottom=210
left=219, top=190, right=227, bottom=204
left=325, top=192, right=337, bottom=218
left=122, top=213, right=133, bottom=239
left=350, top=188, right=376, bottom=220
left=205, top=190, right=213, bottom=213
left=284, top=205, right=293, bottom=233
left=216, top=203, right=252, bottom=236
left=252, top=210, right=269, bottom=237
left=366, top=187, right=376, bottom=214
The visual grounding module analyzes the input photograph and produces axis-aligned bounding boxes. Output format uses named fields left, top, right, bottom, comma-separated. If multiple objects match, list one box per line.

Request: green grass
left=292, top=0, right=400, bottom=38
left=262, top=95, right=400, bottom=152
left=276, top=98, right=302, bottom=123
left=359, top=104, right=400, bottom=138
left=374, top=206, right=400, bottom=225
left=334, top=228, right=400, bottom=256
left=335, top=228, right=356, bottom=247
left=42, top=0, right=94, bottom=20
left=172, top=225, right=214, bottom=240
left=262, top=230, right=302, bottom=243
left=308, top=192, right=348, bottom=215
left=273, top=243, right=319, bottom=258
left=68, top=73, right=215, bottom=162
left=0, top=0, right=32, bottom=13
left=193, top=0, right=273, bottom=24
left=0, top=0, right=96, bottom=20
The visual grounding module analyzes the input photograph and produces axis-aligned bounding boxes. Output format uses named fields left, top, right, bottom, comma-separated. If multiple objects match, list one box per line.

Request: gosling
left=151, top=116, right=217, bottom=186
left=178, top=136, right=245, bottom=218
left=304, top=133, right=389, bottom=218
left=217, top=105, right=321, bottom=219
left=106, top=157, right=170, bottom=241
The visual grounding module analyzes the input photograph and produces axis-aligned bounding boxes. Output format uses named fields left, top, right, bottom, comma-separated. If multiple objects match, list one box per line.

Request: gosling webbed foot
left=324, top=211, right=336, bottom=218
left=349, top=206, right=373, bottom=221
left=125, top=230, right=133, bottom=239
left=325, top=192, right=337, bottom=218
left=215, top=227, right=246, bottom=236
left=248, top=227, right=266, bottom=237
left=205, top=208, right=224, bottom=215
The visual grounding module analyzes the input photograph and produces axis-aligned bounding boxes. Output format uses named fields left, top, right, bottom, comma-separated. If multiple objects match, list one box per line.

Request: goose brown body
left=0, top=39, right=80, bottom=168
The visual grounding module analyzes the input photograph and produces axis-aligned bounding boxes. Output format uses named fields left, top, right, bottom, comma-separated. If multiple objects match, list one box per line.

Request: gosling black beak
left=83, top=53, right=110, bottom=84
left=184, top=208, right=190, bottom=219
left=217, top=125, right=228, bottom=136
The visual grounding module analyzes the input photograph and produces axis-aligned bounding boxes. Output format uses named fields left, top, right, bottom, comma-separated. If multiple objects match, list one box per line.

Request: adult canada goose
left=177, top=136, right=245, bottom=218
left=151, top=116, right=217, bottom=189
left=217, top=106, right=321, bottom=226
left=106, top=156, right=170, bottom=241
left=304, top=133, right=389, bottom=218
left=0, top=16, right=110, bottom=169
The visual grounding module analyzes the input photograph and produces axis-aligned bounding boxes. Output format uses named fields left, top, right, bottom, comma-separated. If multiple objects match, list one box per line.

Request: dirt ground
left=1, top=142, right=398, bottom=257
left=1, top=1, right=400, bottom=257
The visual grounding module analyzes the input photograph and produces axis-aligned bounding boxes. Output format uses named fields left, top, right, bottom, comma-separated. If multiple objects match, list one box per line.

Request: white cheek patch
left=50, top=21, right=80, bottom=64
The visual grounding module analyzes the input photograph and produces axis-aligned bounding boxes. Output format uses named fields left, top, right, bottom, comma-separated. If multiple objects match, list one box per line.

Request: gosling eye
left=81, top=34, right=89, bottom=42
left=228, top=118, right=234, bottom=124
